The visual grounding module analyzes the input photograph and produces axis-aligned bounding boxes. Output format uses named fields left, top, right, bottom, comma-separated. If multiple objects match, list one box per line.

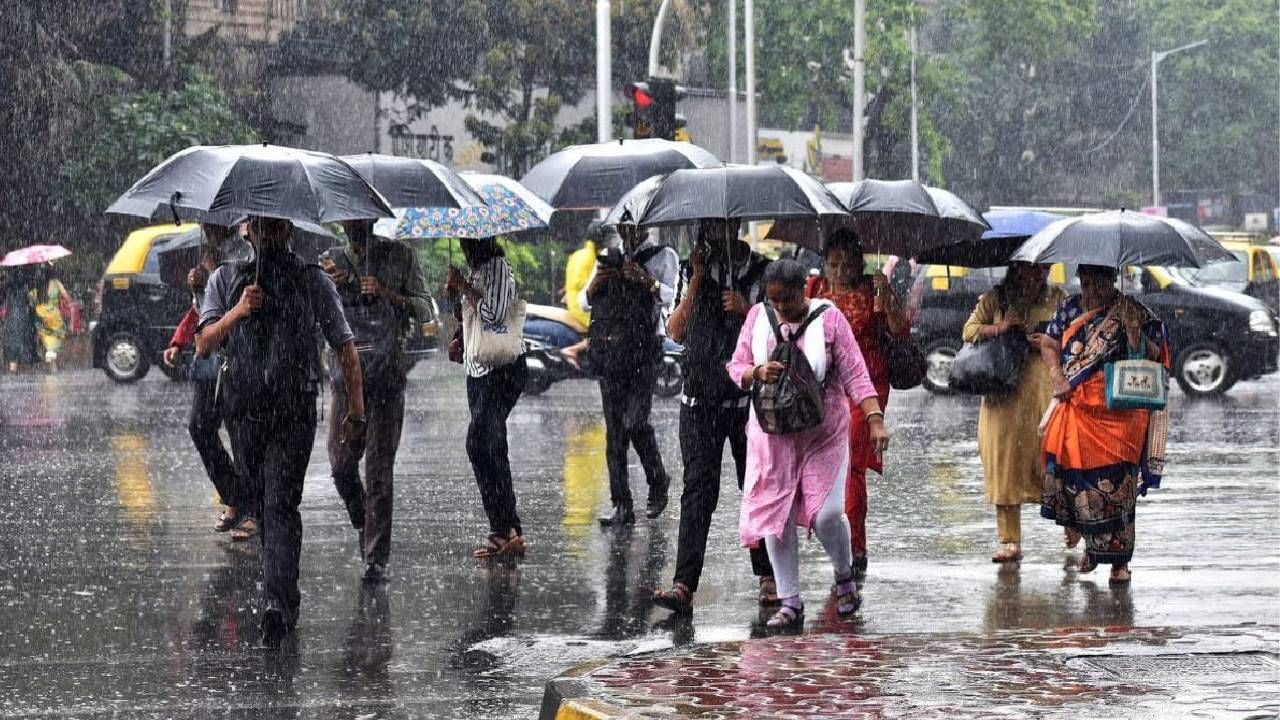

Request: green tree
left=278, top=0, right=488, bottom=115
left=702, top=0, right=953, bottom=182
left=1150, top=0, right=1279, bottom=200
left=59, top=73, right=258, bottom=216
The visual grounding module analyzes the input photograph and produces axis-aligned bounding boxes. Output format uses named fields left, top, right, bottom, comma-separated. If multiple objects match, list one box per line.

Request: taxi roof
left=105, top=223, right=200, bottom=276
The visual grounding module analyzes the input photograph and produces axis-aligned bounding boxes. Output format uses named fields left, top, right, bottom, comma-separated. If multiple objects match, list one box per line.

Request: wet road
left=0, top=361, right=1276, bottom=718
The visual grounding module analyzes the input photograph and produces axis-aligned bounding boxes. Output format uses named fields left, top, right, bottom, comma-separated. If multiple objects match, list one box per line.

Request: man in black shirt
left=652, top=220, right=776, bottom=615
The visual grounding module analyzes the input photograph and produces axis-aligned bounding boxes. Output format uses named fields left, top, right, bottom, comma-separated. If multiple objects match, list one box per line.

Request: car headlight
left=1249, top=309, right=1278, bottom=336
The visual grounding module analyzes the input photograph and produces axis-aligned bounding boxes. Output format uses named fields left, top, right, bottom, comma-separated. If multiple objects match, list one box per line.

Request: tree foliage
left=60, top=73, right=258, bottom=216
left=933, top=0, right=1278, bottom=209
left=701, top=0, right=953, bottom=182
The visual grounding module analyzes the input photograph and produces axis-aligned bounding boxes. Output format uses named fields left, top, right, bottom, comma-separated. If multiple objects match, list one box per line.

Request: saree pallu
left=1040, top=303, right=1169, bottom=566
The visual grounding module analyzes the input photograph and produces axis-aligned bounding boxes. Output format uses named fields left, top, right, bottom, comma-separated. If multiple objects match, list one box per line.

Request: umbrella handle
left=169, top=192, right=182, bottom=226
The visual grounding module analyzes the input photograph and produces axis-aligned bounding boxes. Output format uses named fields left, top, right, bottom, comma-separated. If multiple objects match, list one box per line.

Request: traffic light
left=626, top=78, right=686, bottom=141
left=625, top=81, right=653, bottom=139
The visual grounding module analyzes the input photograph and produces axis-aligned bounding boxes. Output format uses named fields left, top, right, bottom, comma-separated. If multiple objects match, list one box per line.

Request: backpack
left=328, top=248, right=405, bottom=390
left=752, top=303, right=829, bottom=435
left=681, top=256, right=769, bottom=402
left=217, top=252, right=322, bottom=419
left=586, top=245, right=666, bottom=376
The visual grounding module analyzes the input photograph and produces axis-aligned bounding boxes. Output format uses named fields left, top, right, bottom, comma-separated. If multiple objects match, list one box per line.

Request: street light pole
left=909, top=25, right=919, bottom=182
left=597, top=0, right=612, bottom=143
left=1150, top=39, right=1207, bottom=209
left=728, top=0, right=737, bottom=164
left=852, top=0, right=866, bottom=181
left=745, top=0, right=756, bottom=166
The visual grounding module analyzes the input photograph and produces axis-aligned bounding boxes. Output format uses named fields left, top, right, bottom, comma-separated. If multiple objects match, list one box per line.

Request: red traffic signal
left=626, top=82, right=653, bottom=108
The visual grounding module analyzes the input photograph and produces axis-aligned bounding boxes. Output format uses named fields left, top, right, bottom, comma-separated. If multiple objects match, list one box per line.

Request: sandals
left=765, top=599, right=804, bottom=630
left=229, top=517, right=258, bottom=542
left=1078, top=555, right=1098, bottom=574
left=473, top=530, right=527, bottom=559
left=1065, top=528, right=1082, bottom=549
left=834, top=575, right=861, bottom=619
left=758, top=576, right=781, bottom=606
left=1109, top=566, right=1132, bottom=585
left=991, top=543, right=1023, bottom=563
left=214, top=509, right=238, bottom=533
left=653, top=582, right=693, bottom=614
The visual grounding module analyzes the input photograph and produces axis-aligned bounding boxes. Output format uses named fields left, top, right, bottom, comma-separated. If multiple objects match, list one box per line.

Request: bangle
left=865, top=410, right=885, bottom=421
left=346, top=415, right=367, bottom=426
left=751, top=365, right=761, bottom=382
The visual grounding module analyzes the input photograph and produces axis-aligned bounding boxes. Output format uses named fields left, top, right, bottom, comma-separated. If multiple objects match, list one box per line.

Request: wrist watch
left=346, top=415, right=367, bottom=426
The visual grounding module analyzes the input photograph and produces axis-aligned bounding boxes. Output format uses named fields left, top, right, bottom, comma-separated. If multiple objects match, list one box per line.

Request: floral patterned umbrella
left=383, top=173, right=553, bottom=240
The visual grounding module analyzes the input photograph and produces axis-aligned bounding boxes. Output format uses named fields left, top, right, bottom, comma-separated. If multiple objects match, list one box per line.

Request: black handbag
left=881, top=328, right=927, bottom=390
left=949, top=330, right=1029, bottom=396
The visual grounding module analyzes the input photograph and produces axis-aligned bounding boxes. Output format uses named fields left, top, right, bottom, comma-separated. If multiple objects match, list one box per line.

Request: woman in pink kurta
left=727, top=260, right=889, bottom=629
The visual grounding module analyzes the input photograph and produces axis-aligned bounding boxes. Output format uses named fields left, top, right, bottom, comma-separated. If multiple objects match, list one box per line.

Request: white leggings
left=763, top=450, right=853, bottom=600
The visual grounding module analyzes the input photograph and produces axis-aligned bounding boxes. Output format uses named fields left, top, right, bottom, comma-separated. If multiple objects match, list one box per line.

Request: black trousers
left=674, top=401, right=773, bottom=592
left=466, top=359, right=527, bottom=537
left=230, top=394, right=317, bottom=623
left=329, top=375, right=406, bottom=566
left=598, top=362, right=669, bottom=509
left=188, top=379, right=242, bottom=509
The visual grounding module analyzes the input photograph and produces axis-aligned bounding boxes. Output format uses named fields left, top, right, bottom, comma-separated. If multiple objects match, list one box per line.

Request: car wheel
left=103, top=331, right=150, bottom=383
left=653, top=355, right=683, bottom=398
left=1174, top=342, right=1235, bottom=397
left=921, top=339, right=961, bottom=394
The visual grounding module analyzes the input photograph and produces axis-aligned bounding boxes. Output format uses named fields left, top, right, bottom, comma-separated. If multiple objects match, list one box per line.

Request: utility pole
left=1150, top=39, right=1207, bottom=209
left=852, top=0, right=866, bottom=181
left=162, top=0, right=172, bottom=68
left=909, top=25, right=919, bottom=182
left=728, top=0, right=737, bottom=164
left=649, top=0, right=673, bottom=77
left=745, top=0, right=756, bottom=165
left=597, top=0, right=612, bottom=143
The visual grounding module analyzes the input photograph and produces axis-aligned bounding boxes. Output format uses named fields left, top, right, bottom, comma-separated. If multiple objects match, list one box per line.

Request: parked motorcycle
left=521, top=303, right=683, bottom=397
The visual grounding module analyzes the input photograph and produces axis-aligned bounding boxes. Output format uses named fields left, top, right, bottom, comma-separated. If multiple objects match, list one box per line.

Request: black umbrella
left=915, top=209, right=1065, bottom=267
left=107, top=144, right=394, bottom=225
left=340, top=153, right=487, bottom=210
left=604, top=165, right=847, bottom=228
left=767, top=179, right=989, bottom=256
left=521, top=138, right=720, bottom=210
left=1009, top=210, right=1237, bottom=268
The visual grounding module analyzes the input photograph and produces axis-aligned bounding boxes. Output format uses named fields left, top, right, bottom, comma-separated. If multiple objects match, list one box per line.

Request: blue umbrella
left=915, top=209, right=1065, bottom=267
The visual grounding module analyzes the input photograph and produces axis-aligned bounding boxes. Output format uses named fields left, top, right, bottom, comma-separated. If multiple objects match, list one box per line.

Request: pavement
left=0, top=361, right=1277, bottom=719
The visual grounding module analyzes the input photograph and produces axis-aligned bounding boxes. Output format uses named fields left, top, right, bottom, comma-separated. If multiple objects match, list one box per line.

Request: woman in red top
left=806, top=229, right=909, bottom=573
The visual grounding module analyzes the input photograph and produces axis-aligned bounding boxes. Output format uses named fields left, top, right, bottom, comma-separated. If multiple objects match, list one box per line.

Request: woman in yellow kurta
left=30, top=266, right=70, bottom=370
left=962, top=262, right=1065, bottom=563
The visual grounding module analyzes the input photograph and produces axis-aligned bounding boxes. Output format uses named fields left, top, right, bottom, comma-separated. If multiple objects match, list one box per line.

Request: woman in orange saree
left=1034, top=265, right=1170, bottom=585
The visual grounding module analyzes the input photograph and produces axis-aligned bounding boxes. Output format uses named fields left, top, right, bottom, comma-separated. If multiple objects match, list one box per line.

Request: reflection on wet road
left=0, top=364, right=1276, bottom=717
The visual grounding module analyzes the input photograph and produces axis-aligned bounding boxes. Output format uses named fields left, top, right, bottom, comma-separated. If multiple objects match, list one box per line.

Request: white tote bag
left=462, top=297, right=526, bottom=368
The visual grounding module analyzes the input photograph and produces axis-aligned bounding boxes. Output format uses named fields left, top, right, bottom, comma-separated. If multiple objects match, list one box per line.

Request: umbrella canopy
left=1009, top=210, right=1237, bottom=268
left=340, top=153, right=486, bottom=210
left=521, top=138, right=720, bottom=210
left=767, top=179, right=989, bottom=256
left=1, top=244, right=71, bottom=267
left=382, top=173, right=553, bottom=240
left=107, top=144, right=394, bottom=225
left=916, top=209, right=1065, bottom=267
left=604, top=165, right=846, bottom=228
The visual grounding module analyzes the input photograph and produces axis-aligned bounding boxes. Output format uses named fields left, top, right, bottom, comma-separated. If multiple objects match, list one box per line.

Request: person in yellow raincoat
left=30, top=265, right=71, bottom=371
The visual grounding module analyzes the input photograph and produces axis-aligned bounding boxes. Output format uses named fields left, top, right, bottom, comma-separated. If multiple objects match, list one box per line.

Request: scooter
left=521, top=303, right=683, bottom=398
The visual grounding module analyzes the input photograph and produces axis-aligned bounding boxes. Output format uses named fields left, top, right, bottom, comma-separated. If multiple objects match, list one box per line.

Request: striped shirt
left=463, top=256, right=517, bottom=378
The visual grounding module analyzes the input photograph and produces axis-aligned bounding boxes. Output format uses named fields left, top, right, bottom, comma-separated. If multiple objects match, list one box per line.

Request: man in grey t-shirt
left=196, top=215, right=365, bottom=644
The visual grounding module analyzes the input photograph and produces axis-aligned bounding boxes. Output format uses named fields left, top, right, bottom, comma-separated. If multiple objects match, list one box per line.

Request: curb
left=538, top=661, right=638, bottom=720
